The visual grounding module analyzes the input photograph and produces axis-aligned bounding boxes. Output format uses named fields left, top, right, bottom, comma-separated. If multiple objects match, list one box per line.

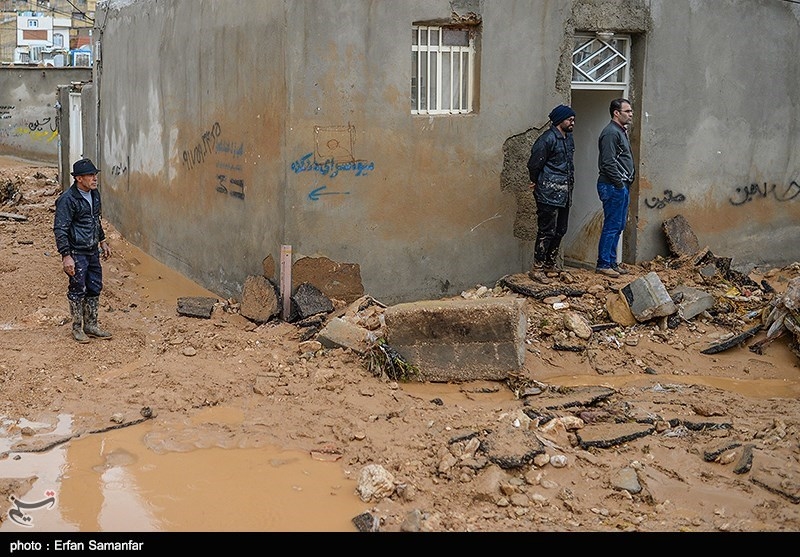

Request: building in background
left=0, top=0, right=95, bottom=65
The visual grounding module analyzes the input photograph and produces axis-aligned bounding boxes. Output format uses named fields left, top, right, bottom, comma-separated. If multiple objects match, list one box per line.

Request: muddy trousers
left=66, top=251, right=111, bottom=342
left=534, top=201, right=570, bottom=268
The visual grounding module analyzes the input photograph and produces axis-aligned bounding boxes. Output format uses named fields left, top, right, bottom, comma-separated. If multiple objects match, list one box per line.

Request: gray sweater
left=597, top=121, right=635, bottom=188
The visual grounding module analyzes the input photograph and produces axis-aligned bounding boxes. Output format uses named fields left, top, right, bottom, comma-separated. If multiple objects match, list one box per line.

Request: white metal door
left=68, top=92, right=83, bottom=167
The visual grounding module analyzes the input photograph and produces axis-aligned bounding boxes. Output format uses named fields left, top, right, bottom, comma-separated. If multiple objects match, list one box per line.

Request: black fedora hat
left=71, top=158, right=100, bottom=176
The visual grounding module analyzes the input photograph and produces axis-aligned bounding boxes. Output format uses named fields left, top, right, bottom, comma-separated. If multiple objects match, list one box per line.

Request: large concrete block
left=383, top=298, right=526, bottom=383
left=620, top=272, right=677, bottom=322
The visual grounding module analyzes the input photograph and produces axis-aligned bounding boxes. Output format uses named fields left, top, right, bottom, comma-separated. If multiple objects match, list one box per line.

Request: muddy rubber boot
left=83, top=296, right=113, bottom=339
left=69, top=299, right=90, bottom=344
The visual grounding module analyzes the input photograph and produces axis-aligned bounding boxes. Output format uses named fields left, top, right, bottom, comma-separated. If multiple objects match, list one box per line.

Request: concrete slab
left=621, top=272, right=677, bottom=322
left=670, top=285, right=716, bottom=320
left=662, top=214, right=700, bottom=257
left=384, top=297, right=526, bottom=382
left=176, top=296, right=218, bottom=319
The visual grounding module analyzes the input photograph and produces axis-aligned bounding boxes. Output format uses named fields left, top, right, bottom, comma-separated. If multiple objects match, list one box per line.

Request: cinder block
left=669, top=285, right=716, bottom=320
left=620, top=272, right=677, bottom=322
left=317, top=317, right=372, bottom=354
left=383, top=298, right=526, bottom=383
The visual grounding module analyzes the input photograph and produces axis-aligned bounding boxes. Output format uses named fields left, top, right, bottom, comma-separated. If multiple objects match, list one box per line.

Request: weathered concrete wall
left=95, top=1, right=288, bottom=297
left=94, top=0, right=572, bottom=304
left=92, top=0, right=800, bottom=305
left=0, top=67, right=92, bottom=163
left=634, top=0, right=800, bottom=270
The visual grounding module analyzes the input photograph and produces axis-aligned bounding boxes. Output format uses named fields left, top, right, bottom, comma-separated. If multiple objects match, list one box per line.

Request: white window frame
left=571, top=34, right=631, bottom=91
left=412, top=25, right=474, bottom=115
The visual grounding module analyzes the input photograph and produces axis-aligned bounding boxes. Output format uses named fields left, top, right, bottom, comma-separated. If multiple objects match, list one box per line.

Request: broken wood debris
left=700, top=324, right=763, bottom=355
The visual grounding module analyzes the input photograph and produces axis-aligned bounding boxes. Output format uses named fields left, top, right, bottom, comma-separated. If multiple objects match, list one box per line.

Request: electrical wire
left=10, top=0, right=94, bottom=24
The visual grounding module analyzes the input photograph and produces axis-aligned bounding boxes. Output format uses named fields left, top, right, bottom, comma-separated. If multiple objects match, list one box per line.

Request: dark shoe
left=612, top=265, right=629, bottom=276
left=596, top=267, right=621, bottom=278
left=528, top=270, right=552, bottom=284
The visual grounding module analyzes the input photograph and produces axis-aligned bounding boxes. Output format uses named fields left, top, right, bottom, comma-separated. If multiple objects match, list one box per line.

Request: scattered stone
left=733, top=444, right=755, bottom=474
left=177, top=296, right=218, bottom=319
left=356, top=464, right=395, bottom=503
left=352, top=511, right=380, bottom=532
left=239, top=275, right=280, bottom=323
left=611, top=466, right=642, bottom=494
left=563, top=311, right=592, bottom=339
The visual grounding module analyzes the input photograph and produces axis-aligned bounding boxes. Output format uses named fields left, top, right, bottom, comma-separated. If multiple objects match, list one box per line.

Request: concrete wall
left=635, top=1, right=800, bottom=267
left=91, top=0, right=800, bottom=305
left=0, top=67, right=91, bottom=162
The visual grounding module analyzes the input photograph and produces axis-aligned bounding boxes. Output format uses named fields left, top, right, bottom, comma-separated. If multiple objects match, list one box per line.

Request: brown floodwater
left=0, top=408, right=369, bottom=532
left=3, top=371, right=798, bottom=532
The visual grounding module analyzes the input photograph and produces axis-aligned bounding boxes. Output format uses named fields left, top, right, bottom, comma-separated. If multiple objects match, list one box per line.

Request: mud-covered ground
left=1, top=156, right=799, bottom=532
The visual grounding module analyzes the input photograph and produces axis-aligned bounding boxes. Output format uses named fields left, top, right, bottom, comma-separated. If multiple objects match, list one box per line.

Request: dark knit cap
left=548, top=104, right=576, bottom=125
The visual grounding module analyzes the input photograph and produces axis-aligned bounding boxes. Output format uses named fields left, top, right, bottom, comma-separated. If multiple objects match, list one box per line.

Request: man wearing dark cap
left=526, top=104, right=576, bottom=277
left=54, top=158, right=113, bottom=343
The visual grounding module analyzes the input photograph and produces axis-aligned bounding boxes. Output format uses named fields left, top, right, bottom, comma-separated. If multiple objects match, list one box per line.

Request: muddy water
left=0, top=409, right=368, bottom=532
left=4, top=373, right=798, bottom=532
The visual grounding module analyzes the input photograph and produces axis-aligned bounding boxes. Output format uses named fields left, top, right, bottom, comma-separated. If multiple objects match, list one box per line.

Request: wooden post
left=280, top=245, right=292, bottom=320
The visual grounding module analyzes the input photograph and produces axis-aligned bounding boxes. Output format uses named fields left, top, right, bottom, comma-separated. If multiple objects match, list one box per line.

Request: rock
left=356, top=464, right=395, bottom=503
left=563, top=311, right=592, bottom=340
left=611, top=466, right=642, bottom=494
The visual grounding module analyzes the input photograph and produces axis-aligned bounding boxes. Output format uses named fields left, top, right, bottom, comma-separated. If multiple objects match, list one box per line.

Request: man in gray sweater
left=595, top=98, right=636, bottom=278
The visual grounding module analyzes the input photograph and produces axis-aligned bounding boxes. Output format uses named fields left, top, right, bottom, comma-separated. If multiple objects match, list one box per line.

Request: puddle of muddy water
left=0, top=410, right=368, bottom=532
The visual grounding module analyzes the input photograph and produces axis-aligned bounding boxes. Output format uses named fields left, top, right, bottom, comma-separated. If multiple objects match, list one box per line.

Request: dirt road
left=1, top=156, right=799, bottom=532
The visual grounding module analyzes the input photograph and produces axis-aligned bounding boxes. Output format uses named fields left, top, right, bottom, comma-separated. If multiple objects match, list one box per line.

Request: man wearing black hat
left=526, top=104, right=576, bottom=278
left=54, top=158, right=113, bottom=343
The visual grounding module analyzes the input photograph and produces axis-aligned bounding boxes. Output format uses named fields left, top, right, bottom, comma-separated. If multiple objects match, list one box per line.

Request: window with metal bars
left=411, top=25, right=474, bottom=115
left=571, top=34, right=630, bottom=88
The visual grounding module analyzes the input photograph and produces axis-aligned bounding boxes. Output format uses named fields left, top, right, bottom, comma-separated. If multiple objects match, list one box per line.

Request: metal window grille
left=411, top=25, right=474, bottom=115
left=572, top=34, right=630, bottom=89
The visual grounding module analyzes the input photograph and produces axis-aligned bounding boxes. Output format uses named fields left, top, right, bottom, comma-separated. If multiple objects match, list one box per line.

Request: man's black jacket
left=54, top=182, right=106, bottom=257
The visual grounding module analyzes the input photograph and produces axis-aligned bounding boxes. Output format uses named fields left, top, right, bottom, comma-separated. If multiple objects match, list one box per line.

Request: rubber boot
left=83, top=296, right=113, bottom=339
left=69, top=299, right=90, bottom=344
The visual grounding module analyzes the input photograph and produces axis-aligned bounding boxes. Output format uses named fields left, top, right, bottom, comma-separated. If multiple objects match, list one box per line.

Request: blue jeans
left=67, top=251, right=103, bottom=302
left=596, top=181, right=630, bottom=269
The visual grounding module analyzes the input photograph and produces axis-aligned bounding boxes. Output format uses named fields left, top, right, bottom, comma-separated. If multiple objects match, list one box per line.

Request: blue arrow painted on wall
left=308, top=185, right=351, bottom=201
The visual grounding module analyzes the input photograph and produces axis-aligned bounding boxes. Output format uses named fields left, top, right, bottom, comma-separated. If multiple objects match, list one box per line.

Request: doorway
left=562, top=33, right=631, bottom=270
